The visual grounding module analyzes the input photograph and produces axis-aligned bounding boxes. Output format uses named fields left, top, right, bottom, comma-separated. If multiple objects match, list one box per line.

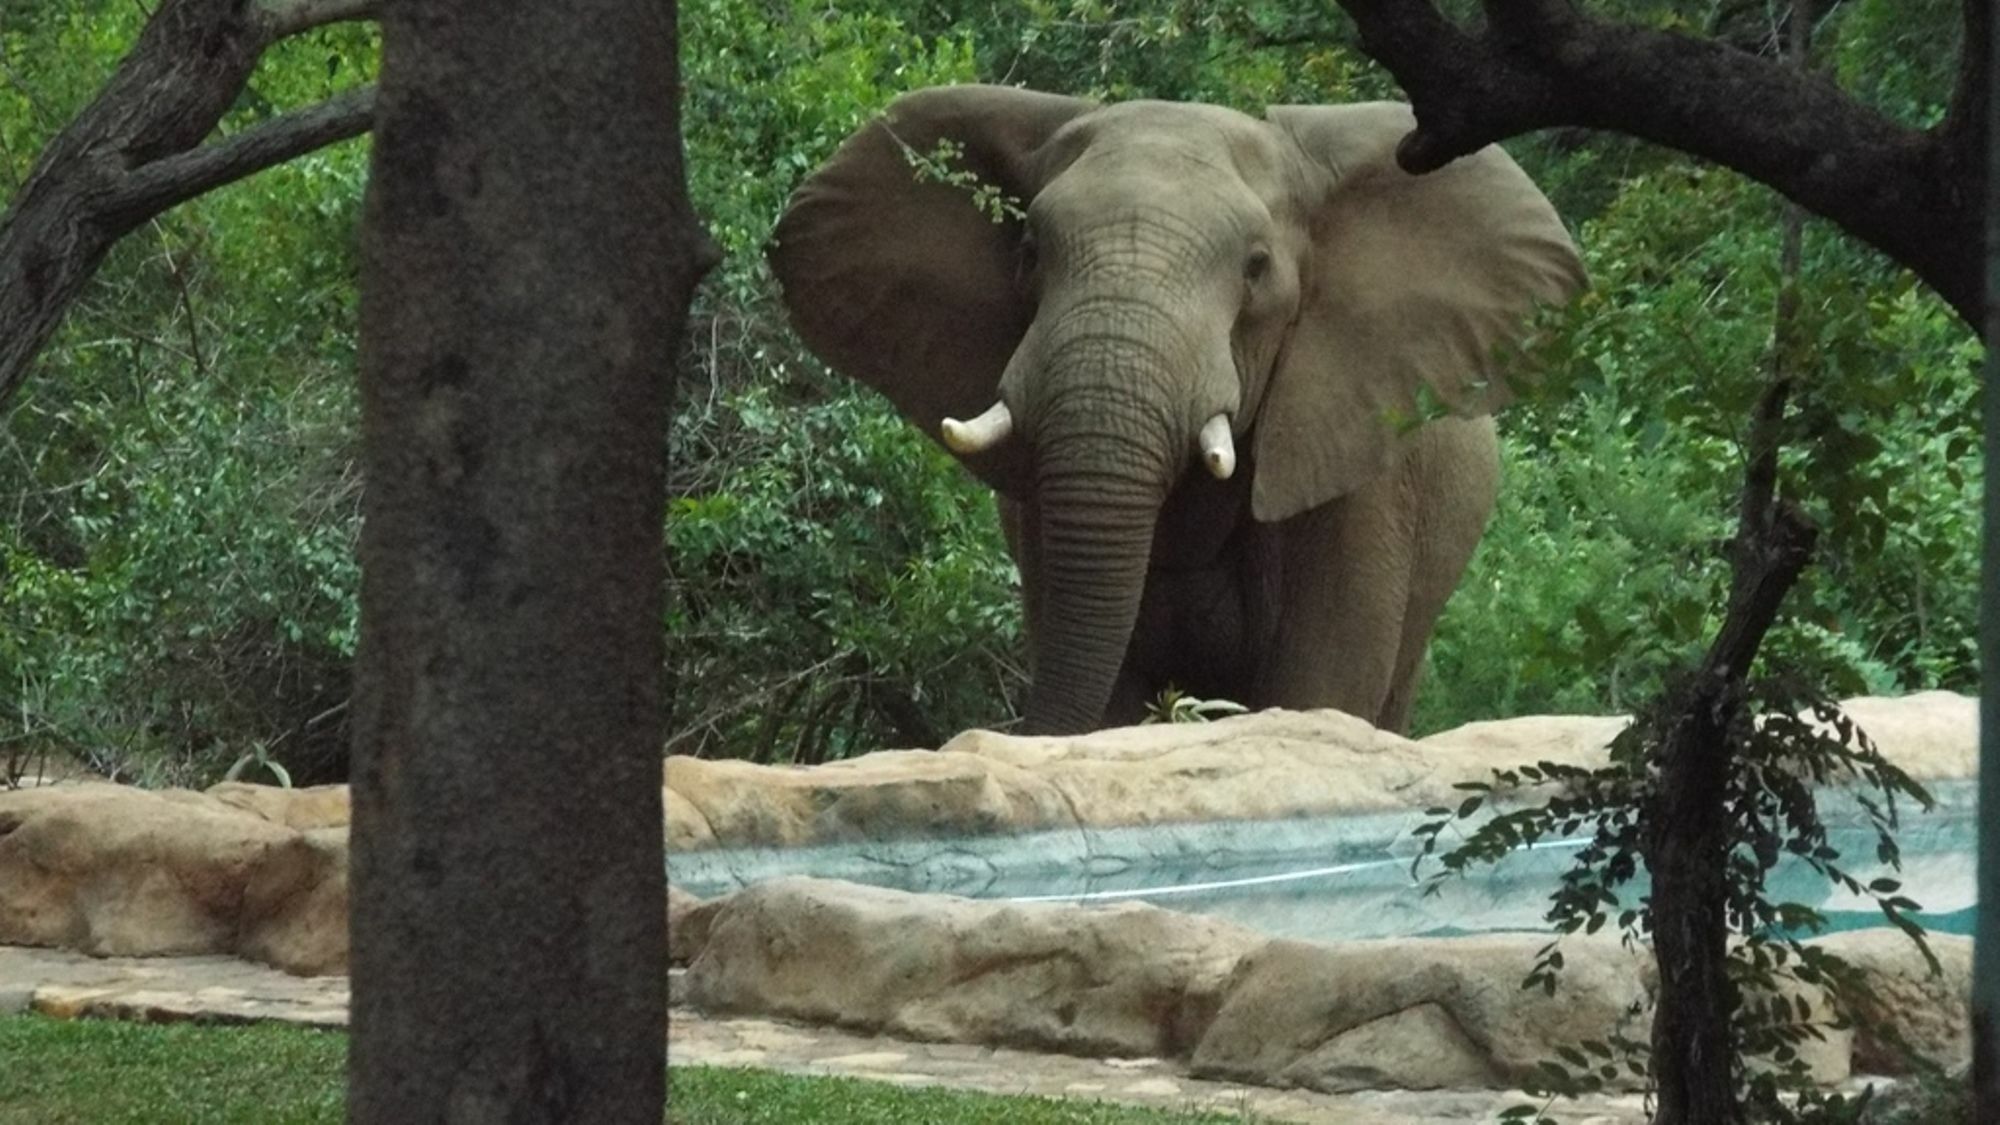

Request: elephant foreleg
left=1258, top=484, right=1413, bottom=726
left=1375, top=417, right=1501, bottom=732
left=1258, top=416, right=1500, bottom=733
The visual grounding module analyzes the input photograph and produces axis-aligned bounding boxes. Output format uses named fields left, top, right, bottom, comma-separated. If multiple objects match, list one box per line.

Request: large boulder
left=681, top=878, right=1965, bottom=1092
left=238, top=827, right=350, bottom=975
left=665, top=708, right=1605, bottom=852
left=0, top=783, right=347, bottom=975
left=206, top=782, right=351, bottom=831
left=1188, top=934, right=1663, bottom=1092
left=686, top=877, right=1262, bottom=1059
left=1814, top=930, right=1973, bottom=1076
left=665, top=694, right=1975, bottom=852
left=683, top=878, right=1660, bottom=1091
left=1832, top=693, right=1977, bottom=779
left=667, top=883, right=720, bottom=966
left=664, top=750, right=1071, bottom=849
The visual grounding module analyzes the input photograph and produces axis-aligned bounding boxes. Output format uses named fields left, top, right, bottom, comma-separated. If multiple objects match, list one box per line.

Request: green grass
left=665, top=1066, right=1242, bottom=1123
left=0, top=1015, right=344, bottom=1124
left=0, top=1016, right=1239, bottom=1124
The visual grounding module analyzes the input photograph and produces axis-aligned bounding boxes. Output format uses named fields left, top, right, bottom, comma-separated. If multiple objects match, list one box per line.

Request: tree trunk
left=1648, top=19, right=1820, bottom=1106
left=346, top=0, right=714, bottom=1119
left=1644, top=489, right=1817, bottom=1125
left=1974, top=0, right=2000, bottom=1108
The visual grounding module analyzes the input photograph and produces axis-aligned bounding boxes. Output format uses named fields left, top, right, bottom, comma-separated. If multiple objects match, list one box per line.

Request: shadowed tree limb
left=262, top=0, right=380, bottom=38
left=1645, top=373, right=1817, bottom=1125
left=0, top=0, right=380, bottom=410
left=110, top=86, right=376, bottom=229
left=1332, top=0, right=1990, bottom=328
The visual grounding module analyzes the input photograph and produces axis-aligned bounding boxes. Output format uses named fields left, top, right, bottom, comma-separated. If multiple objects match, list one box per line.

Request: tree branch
left=259, top=0, right=380, bottom=39
left=109, top=85, right=376, bottom=224
left=1333, top=0, right=1988, bottom=329
left=0, top=0, right=379, bottom=411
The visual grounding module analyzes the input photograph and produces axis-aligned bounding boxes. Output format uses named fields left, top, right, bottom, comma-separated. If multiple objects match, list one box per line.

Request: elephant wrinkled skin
left=770, top=85, right=1586, bottom=735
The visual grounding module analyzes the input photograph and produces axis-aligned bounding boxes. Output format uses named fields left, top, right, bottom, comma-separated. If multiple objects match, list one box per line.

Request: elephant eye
left=1018, top=237, right=1039, bottom=278
left=1243, top=249, right=1271, bottom=283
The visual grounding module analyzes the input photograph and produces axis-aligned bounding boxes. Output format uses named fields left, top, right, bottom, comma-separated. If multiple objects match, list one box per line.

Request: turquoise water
left=668, top=780, right=1977, bottom=944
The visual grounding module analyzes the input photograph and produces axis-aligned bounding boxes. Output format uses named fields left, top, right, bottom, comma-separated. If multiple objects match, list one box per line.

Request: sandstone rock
left=1812, top=930, right=1973, bottom=1076
left=1828, top=693, right=1976, bottom=781
left=665, top=750, right=1070, bottom=849
left=664, top=784, right=715, bottom=851
left=946, top=710, right=1474, bottom=826
left=684, top=878, right=1738, bottom=1095
left=668, top=884, right=720, bottom=966
left=238, top=827, right=349, bottom=976
left=667, top=709, right=1599, bottom=851
left=1416, top=714, right=1629, bottom=766
left=0, top=784, right=301, bottom=961
left=206, top=782, right=351, bottom=830
left=663, top=693, right=1974, bottom=853
left=1190, top=934, right=1661, bottom=1092
left=687, top=877, right=1263, bottom=1059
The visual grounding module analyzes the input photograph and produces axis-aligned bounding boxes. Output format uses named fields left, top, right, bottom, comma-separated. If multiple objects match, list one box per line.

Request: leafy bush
left=0, top=1, right=1979, bottom=778
left=1415, top=159, right=1978, bottom=734
left=1, top=8, right=373, bottom=784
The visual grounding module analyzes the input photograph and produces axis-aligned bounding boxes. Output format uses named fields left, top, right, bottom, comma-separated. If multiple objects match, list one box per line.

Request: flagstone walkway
left=0, top=945, right=1651, bottom=1123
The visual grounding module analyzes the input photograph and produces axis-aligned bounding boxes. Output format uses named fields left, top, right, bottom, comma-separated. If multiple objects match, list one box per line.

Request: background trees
left=0, top=0, right=1979, bottom=777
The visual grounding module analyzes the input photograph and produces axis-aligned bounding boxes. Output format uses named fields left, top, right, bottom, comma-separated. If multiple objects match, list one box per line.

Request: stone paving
left=0, top=944, right=1650, bottom=1123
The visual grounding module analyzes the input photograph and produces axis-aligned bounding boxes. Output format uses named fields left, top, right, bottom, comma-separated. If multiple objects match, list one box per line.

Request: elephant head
left=769, top=85, right=1584, bottom=735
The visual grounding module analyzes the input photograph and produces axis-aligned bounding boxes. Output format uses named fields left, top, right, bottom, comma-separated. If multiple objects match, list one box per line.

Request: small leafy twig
left=888, top=129, right=1026, bottom=225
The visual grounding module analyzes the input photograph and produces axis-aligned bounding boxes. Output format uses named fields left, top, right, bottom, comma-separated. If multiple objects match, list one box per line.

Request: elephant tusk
left=941, top=402, right=1014, bottom=454
left=1199, top=414, right=1235, bottom=480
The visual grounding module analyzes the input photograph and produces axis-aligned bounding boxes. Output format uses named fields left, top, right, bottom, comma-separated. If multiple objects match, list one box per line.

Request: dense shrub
left=0, top=1, right=1978, bottom=778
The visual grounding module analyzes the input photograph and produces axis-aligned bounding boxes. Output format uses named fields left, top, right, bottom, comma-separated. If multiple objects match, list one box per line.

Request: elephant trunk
left=1018, top=399, right=1173, bottom=736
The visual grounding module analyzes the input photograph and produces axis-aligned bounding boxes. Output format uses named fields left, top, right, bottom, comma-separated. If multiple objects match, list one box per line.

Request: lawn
left=0, top=1016, right=1239, bottom=1124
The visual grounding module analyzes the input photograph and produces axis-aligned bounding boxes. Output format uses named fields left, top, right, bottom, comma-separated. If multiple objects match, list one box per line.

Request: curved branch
left=109, top=85, right=376, bottom=224
left=0, top=0, right=379, bottom=410
left=259, top=0, right=380, bottom=39
left=1334, top=0, right=1987, bottom=328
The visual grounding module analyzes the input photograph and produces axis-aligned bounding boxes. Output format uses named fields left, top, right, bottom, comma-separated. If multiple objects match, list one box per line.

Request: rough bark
left=1644, top=380, right=1817, bottom=1125
left=0, top=0, right=379, bottom=410
left=1645, top=22, right=1821, bottom=1104
left=1975, top=0, right=2000, bottom=1111
left=1332, top=0, right=1990, bottom=328
left=346, top=0, right=714, bottom=1120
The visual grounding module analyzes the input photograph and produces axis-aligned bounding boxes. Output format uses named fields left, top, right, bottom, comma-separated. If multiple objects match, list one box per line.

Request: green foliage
left=1415, top=159, right=1978, bottom=734
left=664, top=0, right=1019, bottom=760
left=1, top=3, right=373, bottom=784
left=900, top=138, right=1027, bottom=223
left=1411, top=684, right=1935, bottom=1122
left=663, top=377, right=1020, bottom=760
left=0, top=0, right=1980, bottom=775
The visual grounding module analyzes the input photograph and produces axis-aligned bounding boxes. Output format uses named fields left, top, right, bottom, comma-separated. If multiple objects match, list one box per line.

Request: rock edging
left=677, top=877, right=1973, bottom=1094
left=666, top=693, right=1974, bottom=851
left=0, top=783, right=349, bottom=975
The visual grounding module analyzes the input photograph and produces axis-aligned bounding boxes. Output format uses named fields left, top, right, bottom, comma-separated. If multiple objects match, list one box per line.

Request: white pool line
left=1005, top=836, right=1593, bottom=903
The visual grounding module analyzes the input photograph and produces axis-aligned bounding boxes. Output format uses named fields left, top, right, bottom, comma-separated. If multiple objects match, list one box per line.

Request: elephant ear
left=1253, top=103, right=1586, bottom=522
left=767, top=85, right=1095, bottom=490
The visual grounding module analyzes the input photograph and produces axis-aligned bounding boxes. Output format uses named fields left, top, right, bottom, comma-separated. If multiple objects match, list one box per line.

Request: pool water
left=668, top=780, right=1976, bottom=944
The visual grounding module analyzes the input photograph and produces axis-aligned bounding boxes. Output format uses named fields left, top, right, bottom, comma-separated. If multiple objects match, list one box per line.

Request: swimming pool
left=667, top=779, right=1976, bottom=943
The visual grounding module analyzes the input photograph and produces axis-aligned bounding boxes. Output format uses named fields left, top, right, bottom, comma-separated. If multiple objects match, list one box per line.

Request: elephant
left=768, top=85, right=1585, bottom=737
